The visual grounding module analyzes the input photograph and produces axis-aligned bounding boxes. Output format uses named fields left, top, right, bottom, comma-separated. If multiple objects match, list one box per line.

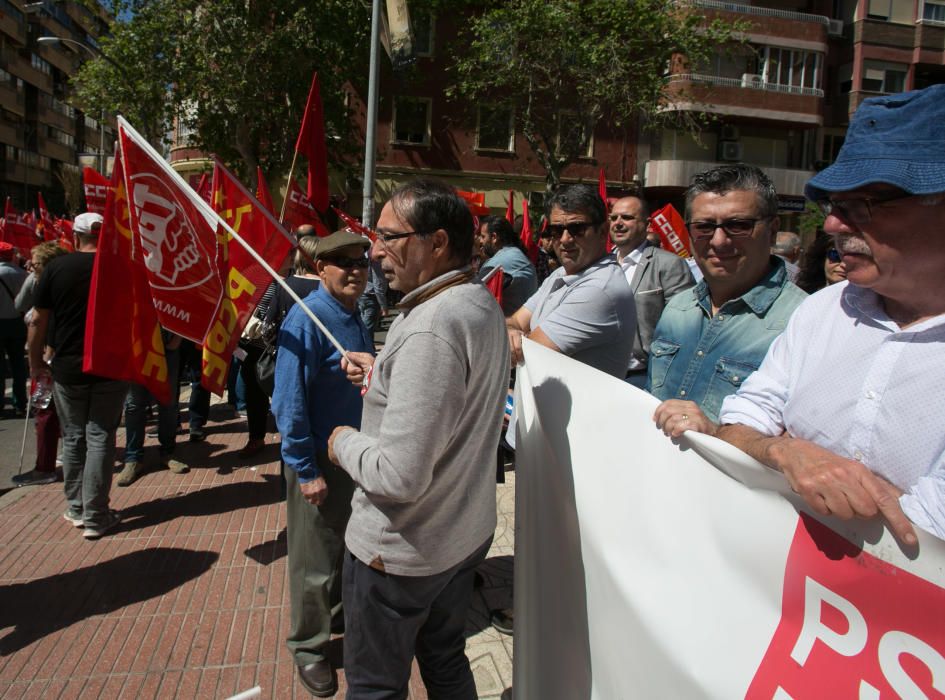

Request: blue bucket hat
left=805, top=84, right=945, bottom=202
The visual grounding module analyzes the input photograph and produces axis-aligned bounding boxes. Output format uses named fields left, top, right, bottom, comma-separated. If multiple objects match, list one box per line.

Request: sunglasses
left=546, top=221, right=597, bottom=239
left=609, top=213, right=641, bottom=223
left=685, top=217, right=770, bottom=240
left=321, top=255, right=369, bottom=270
left=826, top=248, right=842, bottom=263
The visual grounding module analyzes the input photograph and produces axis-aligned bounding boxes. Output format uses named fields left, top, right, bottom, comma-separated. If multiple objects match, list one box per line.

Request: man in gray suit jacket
left=610, top=195, right=694, bottom=387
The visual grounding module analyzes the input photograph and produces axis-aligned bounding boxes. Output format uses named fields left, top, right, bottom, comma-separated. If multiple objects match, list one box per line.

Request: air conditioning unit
left=720, top=124, right=740, bottom=141
left=828, top=19, right=844, bottom=36
left=718, top=141, right=744, bottom=162
left=741, top=73, right=763, bottom=89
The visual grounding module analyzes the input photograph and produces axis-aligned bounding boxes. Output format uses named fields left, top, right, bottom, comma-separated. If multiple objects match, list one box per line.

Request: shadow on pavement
left=0, top=547, right=219, bottom=655
left=243, top=526, right=287, bottom=566
left=118, top=475, right=282, bottom=533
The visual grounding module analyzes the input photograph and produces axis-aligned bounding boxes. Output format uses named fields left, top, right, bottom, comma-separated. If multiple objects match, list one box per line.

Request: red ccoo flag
left=520, top=198, right=539, bottom=265
left=83, top=149, right=172, bottom=405
left=3, top=199, right=36, bottom=255
left=505, top=190, right=515, bottom=224
left=481, top=265, right=504, bottom=309
left=283, top=179, right=330, bottom=236
left=648, top=203, right=693, bottom=258
left=83, top=167, right=110, bottom=214
left=202, top=159, right=296, bottom=394
left=118, top=116, right=224, bottom=345
left=295, top=72, right=330, bottom=213
left=194, top=172, right=212, bottom=204
left=37, top=193, right=57, bottom=242
left=255, top=167, right=275, bottom=214
left=332, top=206, right=374, bottom=241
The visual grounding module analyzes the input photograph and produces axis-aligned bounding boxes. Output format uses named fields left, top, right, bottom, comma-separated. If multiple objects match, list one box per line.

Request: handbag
left=254, top=314, right=283, bottom=396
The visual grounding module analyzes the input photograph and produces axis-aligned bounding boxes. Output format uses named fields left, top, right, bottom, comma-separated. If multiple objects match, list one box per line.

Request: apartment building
left=0, top=0, right=113, bottom=214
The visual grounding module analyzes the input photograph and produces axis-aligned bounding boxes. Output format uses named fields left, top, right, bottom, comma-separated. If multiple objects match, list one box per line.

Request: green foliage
left=72, top=0, right=371, bottom=181
left=446, top=0, right=746, bottom=191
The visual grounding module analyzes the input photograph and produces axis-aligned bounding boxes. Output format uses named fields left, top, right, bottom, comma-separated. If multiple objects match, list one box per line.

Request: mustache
left=834, top=234, right=872, bottom=257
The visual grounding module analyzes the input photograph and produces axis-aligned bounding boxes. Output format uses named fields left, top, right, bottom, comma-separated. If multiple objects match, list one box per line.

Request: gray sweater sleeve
left=334, top=330, right=467, bottom=503
left=14, top=274, right=36, bottom=315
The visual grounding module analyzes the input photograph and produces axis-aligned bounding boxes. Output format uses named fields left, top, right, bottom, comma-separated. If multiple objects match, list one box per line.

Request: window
left=820, top=133, right=845, bottom=165
left=391, top=97, right=431, bottom=146
left=84, top=114, right=100, bottom=130
left=861, top=60, right=907, bottom=93
left=557, top=112, right=594, bottom=159
left=922, top=0, right=945, bottom=22
left=867, top=0, right=890, bottom=19
left=412, top=8, right=434, bottom=57
left=476, top=105, right=514, bottom=152
left=759, top=47, right=821, bottom=92
left=31, top=54, right=52, bottom=76
left=49, top=127, right=74, bottom=148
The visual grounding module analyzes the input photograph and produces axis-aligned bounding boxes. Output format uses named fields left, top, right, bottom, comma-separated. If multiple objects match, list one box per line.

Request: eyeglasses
left=826, top=248, right=842, bottom=264
left=373, top=228, right=432, bottom=245
left=321, top=255, right=369, bottom=270
left=685, top=218, right=770, bottom=240
left=546, top=221, right=597, bottom=239
left=817, top=191, right=916, bottom=227
left=609, top=213, right=641, bottom=223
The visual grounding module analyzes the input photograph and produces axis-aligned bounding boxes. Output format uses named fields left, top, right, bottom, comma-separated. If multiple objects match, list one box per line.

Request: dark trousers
left=342, top=537, right=492, bottom=700
left=34, top=402, right=60, bottom=472
left=239, top=344, right=269, bottom=440
left=284, top=456, right=354, bottom=666
left=0, top=318, right=27, bottom=412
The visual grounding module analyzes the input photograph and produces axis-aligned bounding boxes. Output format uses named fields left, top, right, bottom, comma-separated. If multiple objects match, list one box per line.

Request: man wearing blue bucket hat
left=716, top=84, right=945, bottom=545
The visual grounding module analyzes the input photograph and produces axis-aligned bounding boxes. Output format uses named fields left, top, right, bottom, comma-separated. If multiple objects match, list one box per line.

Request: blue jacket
left=271, top=285, right=374, bottom=482
left=646, top=257, right=806, bottom=422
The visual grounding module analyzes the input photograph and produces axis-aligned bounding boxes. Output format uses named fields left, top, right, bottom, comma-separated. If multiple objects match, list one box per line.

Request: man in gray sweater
left=328, top=178, right=509, bottom=699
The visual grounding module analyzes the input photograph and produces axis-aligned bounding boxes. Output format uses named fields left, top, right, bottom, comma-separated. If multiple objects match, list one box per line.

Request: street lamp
left=37, top=35, right=122, bottom=175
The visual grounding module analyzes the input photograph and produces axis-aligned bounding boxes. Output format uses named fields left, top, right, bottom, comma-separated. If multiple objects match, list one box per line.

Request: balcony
left=37, top=134, right=74, bottom=163
left=687, top=0, right=830, bottom=48
left=35, top=102, right=74, bottom=132
left=1, top=161, right=52, bottom=188
left=666, top=73, right=823, bottom=124
left=0, top=120, right=21, bottom=146
left=0, top=48, right=52, bottom=92
left=0, top=8, right=26, bottom=44
left=36, top=40, right=78, bottom=75
left=0, top=81, right=25, bottom=116
left=645, top=158, right=815, bottom=197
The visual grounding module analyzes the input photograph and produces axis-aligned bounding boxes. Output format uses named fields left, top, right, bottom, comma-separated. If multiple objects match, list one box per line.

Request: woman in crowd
left=796, top=232, right=847, bottom=294
left=12, top=241, right=68, bottom=486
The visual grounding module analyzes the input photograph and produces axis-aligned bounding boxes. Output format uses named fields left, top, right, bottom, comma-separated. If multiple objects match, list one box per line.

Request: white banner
left=512, top=339, right=945, bottom=700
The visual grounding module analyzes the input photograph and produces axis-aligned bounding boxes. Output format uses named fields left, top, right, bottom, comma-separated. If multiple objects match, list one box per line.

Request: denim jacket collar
left=694, top=256, right=788, bottom=317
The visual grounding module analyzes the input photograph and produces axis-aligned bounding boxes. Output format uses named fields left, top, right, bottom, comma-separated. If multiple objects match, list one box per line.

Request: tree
left=72, top=0, right=372, bottom=183
left=445, top=0, right=746, bottom=192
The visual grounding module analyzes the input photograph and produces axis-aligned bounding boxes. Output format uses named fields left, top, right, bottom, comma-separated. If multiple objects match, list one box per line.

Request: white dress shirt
left=720, top=281, right=945, bottom=539
left=617, top=243, right=647, bottom=288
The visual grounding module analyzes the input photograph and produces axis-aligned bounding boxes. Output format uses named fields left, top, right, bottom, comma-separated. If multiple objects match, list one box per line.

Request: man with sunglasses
left=609, top=195, right=694, bottom=387
left=649, top=164, right=806, bottom=435
left=327, top=179, right=509, bottom=699
left=506, top=183, right=636, bottom=378
left=271, top=230, right=374, bottom=697
left=717, top=85, right=945, bottom=544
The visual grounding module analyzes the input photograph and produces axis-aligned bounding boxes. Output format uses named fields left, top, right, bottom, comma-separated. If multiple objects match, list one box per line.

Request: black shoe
left=297, top=660, right=337, bottom=697
left=12, top=469, right=58, bottom=487
left=490, top=608, right=514, bottom=636
left=189, top=429, right=206, bottom=442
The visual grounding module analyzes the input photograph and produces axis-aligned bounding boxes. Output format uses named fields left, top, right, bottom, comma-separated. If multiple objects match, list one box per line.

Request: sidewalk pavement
left=0, top=396, right=514, bottom=699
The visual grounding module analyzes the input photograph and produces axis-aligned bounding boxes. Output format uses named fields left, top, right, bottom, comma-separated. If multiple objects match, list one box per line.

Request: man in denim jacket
left=647, top=164, right=806, bottom=436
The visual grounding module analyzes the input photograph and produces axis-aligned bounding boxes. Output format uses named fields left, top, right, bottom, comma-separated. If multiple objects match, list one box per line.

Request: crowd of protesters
left=2, top=83, right=943, bottom=697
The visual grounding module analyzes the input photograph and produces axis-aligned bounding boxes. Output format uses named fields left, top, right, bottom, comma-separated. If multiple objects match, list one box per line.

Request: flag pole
left=278, top=150, right=301, bottom=225
left=216, top=216, right=350, bottom=360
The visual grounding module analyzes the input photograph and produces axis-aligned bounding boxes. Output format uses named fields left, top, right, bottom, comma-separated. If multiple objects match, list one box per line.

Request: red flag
left=332, top=206, right=374, bottom=241
left=195, top=172, right=212, bottom=204
left=56, top=218, right=74, bottom=251
left=599, top=168, right=614, bottom=253
left=83, top=167, right=110, bottom=215
left=3, top=199, right=36, bottom=255
left=37, top=193, right=57, bottom=242
left=283, top=179, right=330, bottom=236
left=482, top=266, right=504, bottom=308
left=457, top=190, right=491, bottom=217
left=295, top=72, right=329, bottom=213
left=118, top=116, right=224, bottom=344
left=202, top=159, right=296, bottom=394
left=520, top=198, right=539, bottom=265
left=505, top=190, right=515, bottom=224
left=648, top=204, right=693, bottom=258
left=83, top=150, right=172, bottom=404
left=255, top=167, right=274, bottom=213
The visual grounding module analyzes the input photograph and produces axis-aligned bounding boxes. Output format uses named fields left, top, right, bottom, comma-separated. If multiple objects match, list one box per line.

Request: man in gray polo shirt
left=507, top=183, right=636, bottom=378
